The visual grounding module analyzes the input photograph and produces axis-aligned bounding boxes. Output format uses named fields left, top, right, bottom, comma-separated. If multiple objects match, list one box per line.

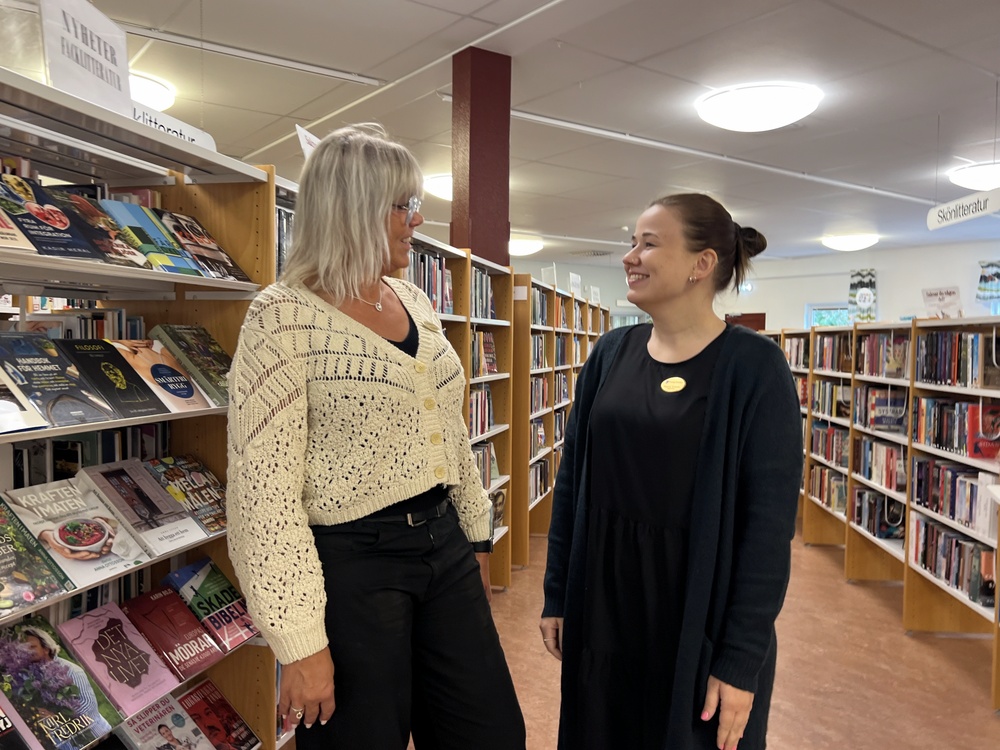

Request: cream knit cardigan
left=226, top=277, right=493, bottom=664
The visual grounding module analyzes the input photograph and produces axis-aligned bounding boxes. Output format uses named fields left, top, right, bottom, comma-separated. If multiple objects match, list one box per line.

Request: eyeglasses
left=392, top=195, right=422, bottom=224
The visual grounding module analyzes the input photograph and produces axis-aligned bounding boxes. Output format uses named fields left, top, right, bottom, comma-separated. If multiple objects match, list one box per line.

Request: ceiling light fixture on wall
left=821, top=234, right=880, bottom=252
left=129, top=71, right=176, bottom=111
left=948, top=162, right=1000, bottom=191
left=694, top=81, right=823, bottom=132
left=509, top=237, right=545, bottom=256
left=423, top=174, right=453, bottom=201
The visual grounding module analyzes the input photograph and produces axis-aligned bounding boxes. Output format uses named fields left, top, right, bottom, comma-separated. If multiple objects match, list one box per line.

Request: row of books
left=813, top=332, right=853, bottom=373
left=853, top=489, right=905, bottom=541
left=471, top=441, right=501, bottom=491
left=0, top=454, right=227, bottom=603
left=855, top=332, right=908, bottom=379
left=910, top=458, right=998, bottom=542
left=0, top=173, right=252, bottom=284
left=469, top=385, right=495, bottom=439
left=810, top=465, right=848, bottom=514
left=911, top=512, right=996, bottom=607
left=810, top=425, right=849, bottom=469
left=911, top=398, right=1000, bottom=459
left=854, top=437, right=905, bottom=492
left=405, top=243, right=454, bottom=315
left=914, top=330, right=1000, bottom=389
left=470, top=331, right=499, bottom=378
left=0, top=326, right=232, bottom=434
left=811, top=381, right=851, bottom=420
left=783, top=337, right=809, bottom=369
left=852, top=385, right=906, bottom=433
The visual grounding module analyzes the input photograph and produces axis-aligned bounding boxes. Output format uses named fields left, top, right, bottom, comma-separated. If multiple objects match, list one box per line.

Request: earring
left=688, top=275, right=697, bottom=283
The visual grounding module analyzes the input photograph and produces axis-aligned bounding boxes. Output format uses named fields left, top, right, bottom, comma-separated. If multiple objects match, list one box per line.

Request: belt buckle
left=406, top=512, right=427, bottom=527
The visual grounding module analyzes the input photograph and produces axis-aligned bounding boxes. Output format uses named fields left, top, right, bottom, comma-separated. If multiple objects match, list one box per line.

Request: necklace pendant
left=375, top=302, right=383, bottom=312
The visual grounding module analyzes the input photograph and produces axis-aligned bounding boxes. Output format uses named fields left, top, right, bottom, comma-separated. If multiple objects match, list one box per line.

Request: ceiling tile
left=510, top=161, right=622, bottom=196
left=823, top=0, right=1000, bottom=50
left=93, top=0, right=191, bottom=29
left=162, top=100, right=285, bottom=155
left=367, top=17, right=497, bottom=81
left=510, top=42, right=625, bottom=106
left=509, top=119, right=604, bottom=161
left=954, top=32, right=1000, bottom=76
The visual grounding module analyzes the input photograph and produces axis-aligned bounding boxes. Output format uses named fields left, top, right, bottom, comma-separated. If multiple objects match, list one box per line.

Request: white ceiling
left=74, top=0, right=1000, bottom=266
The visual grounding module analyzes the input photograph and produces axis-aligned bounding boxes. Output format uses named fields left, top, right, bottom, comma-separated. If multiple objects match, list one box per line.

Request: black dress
left=563, top=323, right=729, bottom=750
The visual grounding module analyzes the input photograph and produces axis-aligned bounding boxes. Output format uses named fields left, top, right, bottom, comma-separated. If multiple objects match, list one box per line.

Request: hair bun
left=739, top=226, right=767, bottom=258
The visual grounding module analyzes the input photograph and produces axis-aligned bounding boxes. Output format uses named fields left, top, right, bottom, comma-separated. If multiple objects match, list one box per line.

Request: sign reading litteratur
left=131, top=103, right=217, bottom=151
left=39, top=0, right=131, bottom=116
left=927, top=188, right=1000, bottom=230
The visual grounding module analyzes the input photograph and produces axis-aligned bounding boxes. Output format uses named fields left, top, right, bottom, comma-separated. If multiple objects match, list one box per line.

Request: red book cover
left=119, top=587, right=223, bottom=681
left=175, top=681, right=260, bottom=750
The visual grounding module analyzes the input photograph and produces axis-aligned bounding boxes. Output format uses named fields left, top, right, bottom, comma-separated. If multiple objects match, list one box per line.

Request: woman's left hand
left=475, top=552, right=492, bottom=603
left=701, top=675, right=754, bottom=750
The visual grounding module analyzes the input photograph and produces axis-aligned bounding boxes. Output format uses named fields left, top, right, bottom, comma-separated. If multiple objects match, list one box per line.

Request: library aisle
left=489, top=533, right=1000, bottom=749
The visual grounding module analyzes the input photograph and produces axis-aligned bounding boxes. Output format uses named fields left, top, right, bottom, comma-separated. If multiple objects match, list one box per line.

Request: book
left=153, top=211, right=252, bottom=283
left=44, top=190, right=151, bottom=269
left=147, top=326, right=231, bottom=407
left=0, top=176, right=105, bottom=262
left=107, top=341, right=212, bottom=414
left=75, top=459, right=207, bottom=557
left=56, top=602, right=180, bottom=717
left=162, top=558, right=257, bottom=652
left=1, top=479, right=149, bottom=589
left=0, top=333, right=119, bottom=427
left=0, top=207, right=34, bottom=253
left=97, top=201, right=203, bottom=277
left=0, top=500, right=70, bottom=613
left=967, top=403, right=1000, bottom=459
left=116, top=694, right=213, bottom=750
left=0, top=691, right=38, bottom=750
left=141, top=456, right=226, bottom=534
left=175, top=680, right=261, bottom=750
left=0, top=366, right=48, bottom=434
left=0, top=616, right=122, bottom=750
left=119, top=587, right=224, bottom=681
left=54, top=340, right=171, bottom=421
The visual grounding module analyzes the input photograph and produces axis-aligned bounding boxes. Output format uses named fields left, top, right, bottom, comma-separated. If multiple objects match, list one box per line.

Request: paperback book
left=56, top=602, right=180, bottom=717
left=0, top=207, right=34, bottom=253
left=0, top=500, right=70, bottom=613
left=0, top=366, right=48, bottom=434
left=107, top=342, right=212, bottom=414
left=162, top=558, right=257, bottom=652
left=97, top=201, right=203, bottom=277
left=45, top=190, right=151, bottom=269
left=147, top=326, right=231, bottom=407
left=0, top=333, right=119, bottom=427
left=0, top=616, right=122, bottom=750
left=0, top=691, right=37, bottom=750
left=119, top=587, right=223, bottom=681
left=55, top=340, right=171, bottom=421
left=116, top=694, right=213, bottom=750
left=0, top=176, right=105, bottom=262
left=75, top=459, right=207, bottom=557
left=175, top=680, right=260, bottom=750
left=153, top=211, right=252, bottom=283
left=142, top=456, right=226, bottom=534
left=1, top=479, right=149, bottom=589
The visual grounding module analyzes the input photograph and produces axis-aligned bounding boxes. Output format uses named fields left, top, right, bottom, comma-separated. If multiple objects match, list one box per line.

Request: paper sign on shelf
left=569, top=272, right=582, bottom=295
left=39, top=0, right=131, bottom=116
left=588, top=286, right=600, bottom=304
left=927, top=188, right=1000, bottom=230
left=921, top=286, right=963, bottom=318
left=297, top=124, right=322, bottom=159
left=132, top=103, right=217, bottom=150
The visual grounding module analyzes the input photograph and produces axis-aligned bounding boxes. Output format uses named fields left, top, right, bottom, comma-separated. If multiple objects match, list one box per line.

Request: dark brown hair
left=650, top=193, right=766, bottom=292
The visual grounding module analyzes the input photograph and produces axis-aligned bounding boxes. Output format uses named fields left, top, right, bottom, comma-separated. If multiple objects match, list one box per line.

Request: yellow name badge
left=660, top=376, right=686, bottom=393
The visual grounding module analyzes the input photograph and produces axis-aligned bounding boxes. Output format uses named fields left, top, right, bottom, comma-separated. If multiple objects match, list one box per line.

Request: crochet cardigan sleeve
left=226, top=324, right=328, bottom=665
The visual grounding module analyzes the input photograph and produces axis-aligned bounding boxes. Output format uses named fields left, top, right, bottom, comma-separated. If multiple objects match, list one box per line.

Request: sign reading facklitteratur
left=927, top=187, right=1000, bottom=230
left=39, top=0, right=131, bottom=116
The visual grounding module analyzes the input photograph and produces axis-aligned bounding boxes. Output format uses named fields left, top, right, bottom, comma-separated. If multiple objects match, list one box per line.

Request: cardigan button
left=434, top=466, right=447, bottom=479
left=424, top=398, right=436, bottom=410
left=430, top=433, right=443, bottom=445
left=415, top=362, right=427, bottom=373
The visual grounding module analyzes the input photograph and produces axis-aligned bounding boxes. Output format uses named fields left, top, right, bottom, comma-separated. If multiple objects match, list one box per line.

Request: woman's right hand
left=539, top=617, right=564, bottom=661
left=279, top=647, right=336, bottom=731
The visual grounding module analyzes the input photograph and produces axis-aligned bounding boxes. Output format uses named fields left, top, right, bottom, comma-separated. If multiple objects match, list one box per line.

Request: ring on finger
left=290, top=707, right=304, bottom=721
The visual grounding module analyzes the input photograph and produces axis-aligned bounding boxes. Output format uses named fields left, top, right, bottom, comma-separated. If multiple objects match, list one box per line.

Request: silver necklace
left=354, top=282, right=384, bottom=312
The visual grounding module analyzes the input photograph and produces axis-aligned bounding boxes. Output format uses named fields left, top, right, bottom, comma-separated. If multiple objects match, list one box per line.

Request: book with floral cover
left=0, top=499, right=70, bottom=613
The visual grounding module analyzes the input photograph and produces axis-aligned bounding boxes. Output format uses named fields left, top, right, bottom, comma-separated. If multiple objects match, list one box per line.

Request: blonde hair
left=281, top=124, right=423, bottom=304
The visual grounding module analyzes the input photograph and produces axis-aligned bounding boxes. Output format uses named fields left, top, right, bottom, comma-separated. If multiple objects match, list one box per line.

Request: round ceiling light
left=423, top=174, right=453, bottom=201
left=129, top=71, right=176, bottom=112
left=947, top=162, right=1000, bottom=192
left=821, top=234, right=879, bottom=252
left=695, top=81, right=823, bottom=132
left=508, top=237, right=544, bottom=257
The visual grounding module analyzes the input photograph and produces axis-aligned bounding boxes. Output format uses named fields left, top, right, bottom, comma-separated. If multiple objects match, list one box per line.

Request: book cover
left=147, top=326, right=231, bottom=407
left=0, top=207, right=35, bottom=254
left=153, top=211, right=252, bottom=283
left=75, top=459, right=207, bottom=558
left=0, top=176, right=105, bottom=262
left=54, top=340, right=170, bottom=421
left=117, top=694, right=213, bottom=750
left=0, top=333, right=119, bottom=427
left=0, top=499, right=70, bottom=612
left=967, top=403, right=1000, bottom=459
left=97, top=202, right=203, bottom=277
left=141, top=457, right=226, bottom=535
left=119, top=587, right=223, bottom=681
left=2, top=479, right=149, bottom=589
left=56, top=603, right=179, bottom=717
left=0, top=616, right=121, bottom=750
left=0, top=691, right=39, bottom=750
left=44, top=191, right=151, bottom=270
left=0, top=366, right=48, bottom=434
left=162, top=558, right=257, bottom=652
left=107, top=342, right=212, bottom=414
left=175, top=681, right=260, bottom=750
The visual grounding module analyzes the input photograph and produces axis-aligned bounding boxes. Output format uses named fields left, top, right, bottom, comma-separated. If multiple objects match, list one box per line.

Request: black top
left=386, top=308, right=420, bottom=357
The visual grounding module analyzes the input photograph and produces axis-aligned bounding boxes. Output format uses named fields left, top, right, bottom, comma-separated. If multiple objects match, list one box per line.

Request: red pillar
left=450, top=47, right=511, bottom=266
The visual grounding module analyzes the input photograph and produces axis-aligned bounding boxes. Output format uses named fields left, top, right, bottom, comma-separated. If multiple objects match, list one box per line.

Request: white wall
left=517, top=240, right=1000, bottom=329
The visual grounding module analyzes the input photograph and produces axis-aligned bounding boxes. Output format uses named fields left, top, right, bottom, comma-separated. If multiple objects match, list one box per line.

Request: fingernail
left=320, top=720, right=328, bottom=726
left=305, top=724, right=313, bottom=729
left=701, top=711, right=710, bottom=721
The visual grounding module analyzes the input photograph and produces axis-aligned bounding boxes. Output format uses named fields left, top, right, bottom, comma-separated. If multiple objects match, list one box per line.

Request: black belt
left=367, top=499, right=450, bottom=527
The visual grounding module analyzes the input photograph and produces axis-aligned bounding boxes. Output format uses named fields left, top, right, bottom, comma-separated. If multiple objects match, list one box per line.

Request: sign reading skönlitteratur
left=927, top=187, right=1000, bottom=230
left=39, top=0, right=131, bottom=116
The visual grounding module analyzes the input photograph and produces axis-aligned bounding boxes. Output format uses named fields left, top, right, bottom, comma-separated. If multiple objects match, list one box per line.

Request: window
left=806, top=303, right=850, bottom=327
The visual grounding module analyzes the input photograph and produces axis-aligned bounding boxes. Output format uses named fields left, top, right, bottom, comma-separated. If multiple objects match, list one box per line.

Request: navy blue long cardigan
left=543, top=324, right=803, bottom=749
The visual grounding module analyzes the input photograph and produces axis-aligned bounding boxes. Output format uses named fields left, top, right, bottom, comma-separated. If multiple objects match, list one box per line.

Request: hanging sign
left=927, top=188, right=1000, bottom=230
left=296, top=125, right=321, bottom=159
left=131, top=103, right=217, bottom=151
left=922, top=286, right=963, bottom=318
left=39, top=0, right=131, bottom=116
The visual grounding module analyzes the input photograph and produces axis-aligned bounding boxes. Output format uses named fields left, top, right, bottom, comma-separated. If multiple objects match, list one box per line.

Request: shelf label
left=927, top=188, right=1000, bottom=230
left=39, top=0, right=131, bottom=116
left=131, top=103, right=217, bottom=150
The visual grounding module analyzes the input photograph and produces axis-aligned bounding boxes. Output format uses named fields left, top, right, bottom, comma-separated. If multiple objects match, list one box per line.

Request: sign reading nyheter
left=927, top=188, right=1000, bottom=230
left=39, top=0, right=131, bottom=116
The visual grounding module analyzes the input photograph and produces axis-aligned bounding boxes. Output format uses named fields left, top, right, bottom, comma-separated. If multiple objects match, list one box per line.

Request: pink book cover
left=56, top=602, right=179, bottom=717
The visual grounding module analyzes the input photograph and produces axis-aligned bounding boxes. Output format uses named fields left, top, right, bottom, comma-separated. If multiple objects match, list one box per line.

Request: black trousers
left=295, top=505, right=525, bottom=750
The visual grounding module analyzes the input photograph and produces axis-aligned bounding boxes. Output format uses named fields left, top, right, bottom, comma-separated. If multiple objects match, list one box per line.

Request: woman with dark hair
left=540, top=193, right=802, bottom=750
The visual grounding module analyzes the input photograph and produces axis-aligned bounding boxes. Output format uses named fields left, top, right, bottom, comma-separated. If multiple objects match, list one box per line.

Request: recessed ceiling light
left=129, top=71, right=176, bottom=111
left=423, top=174, right=453, bottom=201
left=947, top=162, right=1000, bottom=192
left=821, top=234, right=879, bottom=252
left=695, top=82, right=823, bottom=132
left=509, top=237, right=544, bottom=256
